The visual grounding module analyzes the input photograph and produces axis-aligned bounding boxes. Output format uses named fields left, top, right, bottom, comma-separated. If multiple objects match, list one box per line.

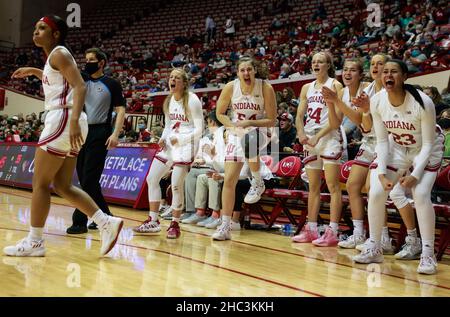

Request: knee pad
left=389, top=187, right=409, bottom=210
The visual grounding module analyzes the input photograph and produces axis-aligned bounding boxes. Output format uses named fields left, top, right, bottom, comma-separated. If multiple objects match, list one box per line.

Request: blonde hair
left=313, top=51, right=335, bottom=78
left=163, top=68, right=191, bottom=118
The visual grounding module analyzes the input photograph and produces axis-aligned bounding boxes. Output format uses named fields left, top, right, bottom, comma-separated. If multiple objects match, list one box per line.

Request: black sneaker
left=88, top=222, right=98, bottom=230
left=66, top=225, right=88, bottom=234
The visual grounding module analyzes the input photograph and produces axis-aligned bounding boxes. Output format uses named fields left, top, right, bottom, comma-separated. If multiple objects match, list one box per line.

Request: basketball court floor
left=1, top=186, right=449, bottom=297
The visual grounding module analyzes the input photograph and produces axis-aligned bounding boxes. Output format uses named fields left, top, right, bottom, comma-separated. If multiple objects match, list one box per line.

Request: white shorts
left=224, top=128, right=271, bottom=162
left=155, top=142, right=197, bottom=167
left=303, top=129, right=343, bottom=169
left=370, top=132, right=444, bottom=176
left=38, top=108, right=88, bottom=158
left=353, top=136, right=377, bottom=168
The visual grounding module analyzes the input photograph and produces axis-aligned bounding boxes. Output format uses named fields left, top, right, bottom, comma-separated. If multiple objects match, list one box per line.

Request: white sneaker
left=338, top=234, right=366, bottom=249
left=230, top=221, right=241, bottom=231
left=353, top=246, right=384, bottom=264
left=205, top=217, right=222, bottom=229
left=212, top=222, right=232, bottom=241
left=197, top=216, right=215, bottom=227
left=395, top=236, right=422, bottom=260
left=381, top=236, right=395, bottom=255
left=356, top=238, right=370, bottom=252
left=417, top=254, right=437, bottom=275
left=181, top=213, right=207, bottom=224
left=357, top=237, right=395, bottom=255
left=3, top=238, right=46, bottom=257
left=133, top=217, right=161, bottom=233
left=158, top=205, right=170, bottom=214
left=100, top=216, right=124, bottom=256
left=244, top=178, right=265, bottom=204
left=161, top=208, right=173, bottom=219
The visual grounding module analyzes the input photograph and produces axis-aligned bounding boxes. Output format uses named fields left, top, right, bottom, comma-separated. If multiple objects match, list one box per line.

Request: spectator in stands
left=423, top=86, right=449, bottom=117
left=224, top=16, right=235, bottom=39
left=137, top=118, right=151, bottom=142
left=438, top=109, right=450, bottom=157
left=384, top=19, right=401, bottom=38
left=277, top=87, right=295, bottom=105
left=404, top=45, right=427, bottom=73
left=278, top=112, right=296, bottom=153
left=433, top=1, right=449, bottom=25
left=292, top=51, right=344, bottom=247
left=205, top=15, right=217, bottom=44
left=442, top=77, right=450, bottom=105
left=312, top=1, right=327, bottom=22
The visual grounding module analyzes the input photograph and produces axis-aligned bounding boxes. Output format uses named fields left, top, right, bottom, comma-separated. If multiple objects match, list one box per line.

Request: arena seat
left=262, top=155, right=307, bottom=228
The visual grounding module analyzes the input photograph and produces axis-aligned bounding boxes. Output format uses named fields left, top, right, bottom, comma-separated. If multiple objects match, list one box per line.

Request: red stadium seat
left=435, top=165, right=450, bottom=190
left=263, top=156, right=307, bottom=228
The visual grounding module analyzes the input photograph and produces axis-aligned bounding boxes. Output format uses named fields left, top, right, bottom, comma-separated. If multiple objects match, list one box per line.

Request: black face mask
left=438, top=117, right=450, bottom=130
left=84, top=62, right=100, bottom=75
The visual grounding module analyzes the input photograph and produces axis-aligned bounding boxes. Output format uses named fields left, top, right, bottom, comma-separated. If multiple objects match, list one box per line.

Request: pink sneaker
left=291, top=224, right=319, bottom=243
left=312, top=227, right=339, bottom=247
left=167, top=221, right=181, bottom=239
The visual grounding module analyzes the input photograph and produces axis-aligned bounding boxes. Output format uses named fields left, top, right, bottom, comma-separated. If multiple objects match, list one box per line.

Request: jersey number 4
left=391, top=132, right=417, bottom=146
left=306, top=107, right=322, bottom=124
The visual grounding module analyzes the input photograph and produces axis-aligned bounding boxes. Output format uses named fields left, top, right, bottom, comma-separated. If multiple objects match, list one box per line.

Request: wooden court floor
left=1, top=186, right=449, bottom=297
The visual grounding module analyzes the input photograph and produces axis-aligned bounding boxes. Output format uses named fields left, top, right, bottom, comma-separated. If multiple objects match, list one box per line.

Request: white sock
left=91, top=210, right=108, bottom=228
left=222, top=215, right=231, bottom=226
left=29, top=226, right=44, bottom=241
left=329, top=222, right=339, bottom=234
left=407, top=228, right=417, bottom=238
left=382, top=226, right=390, bottom=240
left=307, top=222, right=318, bottom=232
left=172, top=217, right=180, bottom=223
left=251, top=171, right=262, bottom=183
left=422, top=239, right=434, bottom=256
left=150, top=211, right=159, bottom=222
left=368, top=238, right=381, bottom=249
left=353, top=219, right=364, bottom=237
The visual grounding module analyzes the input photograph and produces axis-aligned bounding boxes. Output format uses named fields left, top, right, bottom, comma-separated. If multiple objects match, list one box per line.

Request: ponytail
left=404, top=84, right=425, bottom=108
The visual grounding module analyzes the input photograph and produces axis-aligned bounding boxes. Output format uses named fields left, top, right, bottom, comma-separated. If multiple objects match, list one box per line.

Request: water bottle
left=282, top=224, right=291, bottom=236
left=243, top=215, right=251, bottom=229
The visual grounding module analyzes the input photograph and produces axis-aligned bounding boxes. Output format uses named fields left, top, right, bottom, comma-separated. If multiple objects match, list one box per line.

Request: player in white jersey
left=353, top=60, right=444, bottom=275
left=322, top=58, right=370, bottom=249
left=329, top=56, right=418, bottom=257
left=292, top=52, right=343, bottom=247
left=213, top=56, right=277, bottom=241
left=133, top=68, right=203, bottom=239
left=4, top=15, right=123, bottom=257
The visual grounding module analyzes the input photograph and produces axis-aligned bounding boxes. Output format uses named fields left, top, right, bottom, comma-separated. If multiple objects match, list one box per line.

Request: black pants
left=234, top=178, right=276, bottom=211
left=72, top=124, right=112, bottom=226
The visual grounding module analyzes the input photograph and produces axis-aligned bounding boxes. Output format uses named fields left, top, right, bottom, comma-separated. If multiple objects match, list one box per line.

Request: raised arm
left=12, top=67, right=43, bottom=80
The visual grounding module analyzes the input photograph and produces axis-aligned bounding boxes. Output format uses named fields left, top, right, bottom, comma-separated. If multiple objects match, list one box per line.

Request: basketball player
left=4, top=15, right=123, bottom=257
left=133, top=68, right=203, bottom=239
left=353, top=60, right=443, bottom=275
left=212, top=56, right=277, bottom=241
left=291, top=52, right=343, bottom=247
left=325, top=55, right=418, bottom=256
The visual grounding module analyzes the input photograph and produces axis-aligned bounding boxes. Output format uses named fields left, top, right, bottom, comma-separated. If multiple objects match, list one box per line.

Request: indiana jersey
left=371, top=90, right=435, bottom=149
left=304, top=77, right=335, bottom=133
left=230, top=78, right=265, bottom=122
left=167, top=92, right=200, bottom=137
left=343, top=83, right=375, bottom=137
left=42, top=46, right=75, bottom=110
